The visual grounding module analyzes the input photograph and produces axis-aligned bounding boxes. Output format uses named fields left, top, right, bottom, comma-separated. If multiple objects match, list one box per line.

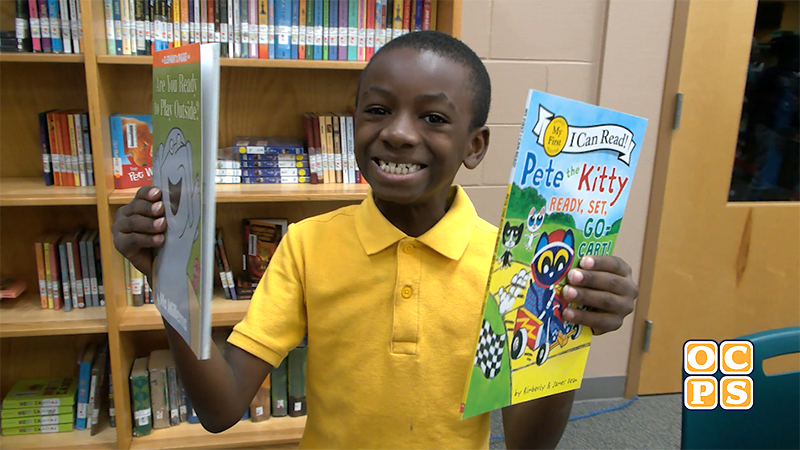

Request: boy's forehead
left=362, top=49, right=472, bottom=97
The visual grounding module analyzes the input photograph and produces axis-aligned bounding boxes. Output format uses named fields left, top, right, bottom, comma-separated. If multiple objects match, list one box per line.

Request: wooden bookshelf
left=0, top=425, right=117, bottom=450
left=119, top=296, right=251, bottom=331
left=0, top=178, right=97, bottom=206
left=0, top=53, right=85, bottom=63
left=109, top=183, right=370, bottom=204
left=0, top=293, right=108, bottom=338
left=129, top=416, right=307, bottom=450
left=97, top=54, right=367, bottom=70
left=0, top=0, right=462, bottom=448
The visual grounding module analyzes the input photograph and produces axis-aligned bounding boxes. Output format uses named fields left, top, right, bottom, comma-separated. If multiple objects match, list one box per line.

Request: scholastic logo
left=683, top=340, right=754, bottom=410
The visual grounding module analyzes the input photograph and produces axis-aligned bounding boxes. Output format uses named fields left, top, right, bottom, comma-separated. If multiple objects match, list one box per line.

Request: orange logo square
left=720, top=340, right=753, bottom=375
left=721, top=376, right=753, bottom=410
left=684, top=376, right=718, bottom=410
left=684, top=340, right=718, bottom=374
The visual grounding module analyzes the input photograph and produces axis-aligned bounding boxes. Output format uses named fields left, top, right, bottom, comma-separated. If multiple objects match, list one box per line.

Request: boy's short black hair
left=357, top=30, right=492, bottom=131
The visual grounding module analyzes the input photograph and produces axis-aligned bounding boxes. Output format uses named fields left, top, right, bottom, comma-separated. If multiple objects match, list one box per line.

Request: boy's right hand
left=112, top=186, right=167, bottom=279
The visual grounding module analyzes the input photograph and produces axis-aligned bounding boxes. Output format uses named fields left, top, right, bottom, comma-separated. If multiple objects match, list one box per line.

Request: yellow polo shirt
left=228, top=185, right=498, bottom=449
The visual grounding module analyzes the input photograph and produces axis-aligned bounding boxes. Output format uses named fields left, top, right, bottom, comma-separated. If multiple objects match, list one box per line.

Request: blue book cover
left=275, top=0, right=291, bottom=58
left=461, top=89, right=648, bottom=419
left=112, top=0, right=123, bottom=54
left=328, top=0, right=337, bottom=60
left=290, top=0, right=298, bottom=58
left=268, top=0, right=275, bottom=58
left=413, top=0, right=422, bottom=30
left=313, top=0, right=322, bottom=59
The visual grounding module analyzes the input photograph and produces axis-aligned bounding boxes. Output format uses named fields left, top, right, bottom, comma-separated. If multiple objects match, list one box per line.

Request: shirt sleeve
left=227, top=223, right=307, bottom=367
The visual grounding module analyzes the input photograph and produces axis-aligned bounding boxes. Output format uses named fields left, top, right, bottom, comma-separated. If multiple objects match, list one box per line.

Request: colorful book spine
left=58, top=0, right=72, bottom=53
left=267, top=0, right=275, bottom=58
left=356, top=0, right=364, bottom=60
left=365, top=0, right=373, bottom=59
left=347, top=0, right=356, bottom=60
left=103, top=0, right=115, bottom=54
left=258, top=0, right=268, bottom=57
left=298, top=0, right=305, bottom=59
left=287, top=344, right=307, bottom=417
left=270, top=358, right=288, bottom=417
left=412, top=0, right=421, bottom=30
left=38, top=111, right=54, bottom=186
left=374, top=0, right=385, bottom=52
left=57, top=238, right=72, bottom=311
left=290, top=0, right=299, bottom=59
left=28, top=0, right=41, bottom=51
left=249, top=0, right=258, bottom=57
left=401, top=0, right=409, bottom=34
left=37, top=0, right=51, bottom=52
left=225, top=0, right=233, bottom=55
left=337, top=0, right=346, bottom=59
left=304, top=0, right=313, bottom=59
left=312, top=0, right=321, bottom=59
left=321, top=0, right=328, bottom=59
left=47, top=0, right=62, bottom=52
left=68, top=0, right=80, bottom=51
left=275, top=0, right=290, bottom=58
left=327, top=0, right=336, bottom=59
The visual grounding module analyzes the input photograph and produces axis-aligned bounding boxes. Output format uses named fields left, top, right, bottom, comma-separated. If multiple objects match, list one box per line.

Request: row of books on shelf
left=11, top=0, right=83, bottom=53
left=130, top=336, right=306, bottom=437
left=33, top=230, right=105, bottom=311
left=39, top=110, right=96, bottom=187
left=101, top=0, right=437, bottom=60
left=110, top=112, right=364, bottom=189
left=1, top=342, right=111, bottom=436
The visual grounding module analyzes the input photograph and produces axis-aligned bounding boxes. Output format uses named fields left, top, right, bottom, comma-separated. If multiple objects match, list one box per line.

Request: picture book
left=461, top=90, right=647, bottom=419
left=151, top=42, right=220, bottom=360
left=242, top=218, right=288, bottom=282
left=2, top=378, right=78, bottom=409
left=110, top=113, right=153, bottom=189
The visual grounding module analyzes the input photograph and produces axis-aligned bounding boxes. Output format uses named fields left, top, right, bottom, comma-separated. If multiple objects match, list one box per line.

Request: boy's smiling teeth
left=376, top=158, right=424, bottom=175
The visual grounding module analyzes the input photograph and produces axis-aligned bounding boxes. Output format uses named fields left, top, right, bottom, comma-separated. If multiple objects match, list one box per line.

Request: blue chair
left=681, top=327, right=800, bottom=449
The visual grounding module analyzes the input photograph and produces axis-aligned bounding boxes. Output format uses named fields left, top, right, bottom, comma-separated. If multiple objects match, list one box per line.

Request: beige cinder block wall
left=458, top=0, right=675, bottom=397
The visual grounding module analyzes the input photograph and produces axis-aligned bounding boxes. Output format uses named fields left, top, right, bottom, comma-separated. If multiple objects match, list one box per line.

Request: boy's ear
left=463, top=125, right=490, bottom=170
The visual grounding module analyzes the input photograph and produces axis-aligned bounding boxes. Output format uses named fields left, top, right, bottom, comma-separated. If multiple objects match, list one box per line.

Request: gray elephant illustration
left=152, top=127, right=202, bottom=353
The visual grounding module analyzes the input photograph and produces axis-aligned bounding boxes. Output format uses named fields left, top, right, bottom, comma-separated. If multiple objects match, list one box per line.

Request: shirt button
left=403, top=243, right=415, bottom=254
left=401, top=286, right=413, bottom=298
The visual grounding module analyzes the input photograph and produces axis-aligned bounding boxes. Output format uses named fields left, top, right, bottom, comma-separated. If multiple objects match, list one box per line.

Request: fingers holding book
left=112, top=186, right=167, bottom=279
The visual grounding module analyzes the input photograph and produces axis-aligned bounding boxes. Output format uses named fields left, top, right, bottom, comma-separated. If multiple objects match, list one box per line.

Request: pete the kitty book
left=151, top=43, right=220, bottom=360
left=461, top=90, right=647, bottom=418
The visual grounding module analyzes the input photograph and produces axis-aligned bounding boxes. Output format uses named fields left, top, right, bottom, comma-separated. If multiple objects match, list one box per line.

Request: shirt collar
left=355, top=185, right=478, bottom=260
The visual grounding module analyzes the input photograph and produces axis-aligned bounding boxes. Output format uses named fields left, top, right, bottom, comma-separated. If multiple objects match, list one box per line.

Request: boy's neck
left=373, top=187, right=455, bottom=238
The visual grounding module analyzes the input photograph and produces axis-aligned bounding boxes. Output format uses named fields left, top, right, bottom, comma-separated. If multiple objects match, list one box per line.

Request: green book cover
left=1, top=404, right=74, bottom=418
left=130, top=356, right=151, bottom=437
left=152, top=42, right=220, bottom=360
left=347, top=0, right=356, bottom=60
left=305, top=0, right=314, bottom=59
left=1, top=422, right=73, bottom=436
left=287, top=344, right=307, bottom=417
left=321, top=0, right=328, bottom=59
left=1, top=378, right=78, bottom=409
left=1, top=412, right=74, bottom=428
left=270, top=358, right=288, bottom=417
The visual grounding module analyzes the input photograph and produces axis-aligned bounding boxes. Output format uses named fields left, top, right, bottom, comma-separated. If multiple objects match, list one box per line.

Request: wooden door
left=628, top=0, right=800, bottom=395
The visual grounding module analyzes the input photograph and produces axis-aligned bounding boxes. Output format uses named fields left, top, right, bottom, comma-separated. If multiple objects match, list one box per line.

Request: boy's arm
left=164, top=320, right=272, bottom=433
left=502, top=391, right=575, bottom=449
left=113, top=186, right=273, bottom=433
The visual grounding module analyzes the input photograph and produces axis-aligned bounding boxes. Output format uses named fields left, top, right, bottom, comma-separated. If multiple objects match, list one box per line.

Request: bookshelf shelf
left=0, top=425, right=117, bottom=450
left=108, top=183, right=370, bottom=204
left=0, top=293, right=108, bottom=338
left=0, top=178, right=97, bottom=206
left=129, top=416, right=307, bottom=450
left=96, top=54, right=367, bottom=70
left=0, top=53, right=85, bottom=63
left=119, top=296, right=251, bottom=332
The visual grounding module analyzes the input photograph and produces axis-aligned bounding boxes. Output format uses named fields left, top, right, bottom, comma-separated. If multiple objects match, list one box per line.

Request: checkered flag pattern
left=474, top=320, right=506, bottom=379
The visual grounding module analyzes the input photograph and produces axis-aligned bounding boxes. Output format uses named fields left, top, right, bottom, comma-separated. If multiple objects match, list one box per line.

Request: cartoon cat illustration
left=499, top=222, right=523, bottom=269
left=510, top=229, right=581, bottom=365
left=524, top=206, right=546, bottom=250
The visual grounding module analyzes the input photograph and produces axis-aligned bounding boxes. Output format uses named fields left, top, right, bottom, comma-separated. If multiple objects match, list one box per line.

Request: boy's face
left=354, top=48, right=489, bottom=206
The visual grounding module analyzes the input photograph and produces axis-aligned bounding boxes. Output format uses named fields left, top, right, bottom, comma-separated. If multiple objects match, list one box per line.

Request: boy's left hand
left=561, top=256, right=638, bottom=335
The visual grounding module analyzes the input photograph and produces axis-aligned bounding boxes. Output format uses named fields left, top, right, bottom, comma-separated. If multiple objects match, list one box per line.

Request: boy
left=113, top=31, right=638, bottom=449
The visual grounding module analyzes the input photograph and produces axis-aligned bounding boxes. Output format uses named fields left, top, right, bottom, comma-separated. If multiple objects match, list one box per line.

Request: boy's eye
left=365, top=106, right=389, bottom=116
left=423, top=113, right=448, bottom=124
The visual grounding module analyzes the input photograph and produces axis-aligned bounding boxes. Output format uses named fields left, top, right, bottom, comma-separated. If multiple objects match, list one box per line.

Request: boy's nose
left=380, top=113, right=421, bottom=149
